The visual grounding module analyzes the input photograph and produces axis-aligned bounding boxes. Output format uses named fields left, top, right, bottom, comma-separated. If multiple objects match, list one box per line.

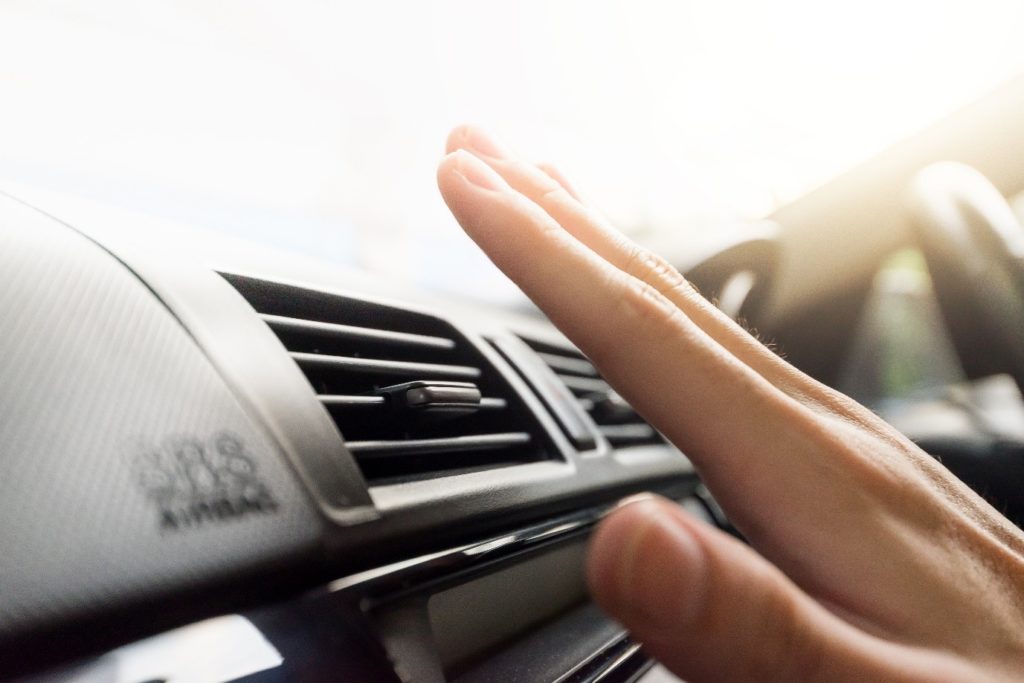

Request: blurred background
left=2, top=0, right=1024, bottom=304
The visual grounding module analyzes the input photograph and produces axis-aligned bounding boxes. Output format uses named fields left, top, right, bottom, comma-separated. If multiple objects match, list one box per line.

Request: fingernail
left=593, top=500, right=705, bottom=631
left=451, top=149, right=508, bottom=191
left=460, top=126, right=511, bottom=159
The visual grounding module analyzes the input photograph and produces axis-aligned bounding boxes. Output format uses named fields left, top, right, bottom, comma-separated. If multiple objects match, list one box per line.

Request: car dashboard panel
left=0, top=191, right=708, bottom=681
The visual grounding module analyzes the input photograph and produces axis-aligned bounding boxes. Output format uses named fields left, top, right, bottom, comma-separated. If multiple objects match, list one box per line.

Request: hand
left=436, top=125, right=1024, bottom=682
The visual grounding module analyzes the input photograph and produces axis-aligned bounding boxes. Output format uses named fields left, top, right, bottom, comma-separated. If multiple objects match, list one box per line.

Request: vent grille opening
left=520, top=338, right=665, bottom=448
left=223, top=274, right=555, bottom=485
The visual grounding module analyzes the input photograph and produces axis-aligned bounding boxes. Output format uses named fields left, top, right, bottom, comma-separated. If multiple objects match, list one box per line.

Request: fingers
left=446, top=125, right=919, bottom=451
left=444, top=125, right=818, bottom=405
left=536, top=162, right=583, bottom=202
left=490, top=130, right=1024, bottom=562
left=437, top=149, right=813, bottom=492
left=586, top=497, right=973, bottom=682
left=440, top=125, right=951, bottom=536
left=437, top=142, right=889, bottom=547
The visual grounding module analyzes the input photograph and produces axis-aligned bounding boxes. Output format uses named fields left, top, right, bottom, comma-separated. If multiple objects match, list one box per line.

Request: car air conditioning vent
left=520, top=338, right=665, bottom=448
left=222, top=273, right=555, bottom=485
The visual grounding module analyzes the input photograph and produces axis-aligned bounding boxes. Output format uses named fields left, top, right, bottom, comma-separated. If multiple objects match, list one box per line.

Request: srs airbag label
left=131, top=433, right=279, bottom=531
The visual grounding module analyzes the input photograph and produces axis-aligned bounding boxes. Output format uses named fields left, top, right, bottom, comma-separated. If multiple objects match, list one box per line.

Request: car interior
left=3, top=4, right=1024, bottom=682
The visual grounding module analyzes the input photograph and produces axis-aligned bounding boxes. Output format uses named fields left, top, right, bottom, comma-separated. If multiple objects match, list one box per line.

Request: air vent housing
left=521, top=338, right=665, bottom=448
left=223, top=274, right=556, bottom=485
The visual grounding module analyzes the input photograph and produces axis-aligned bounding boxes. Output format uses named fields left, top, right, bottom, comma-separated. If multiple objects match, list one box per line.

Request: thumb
left=586, top=496, right=926, bottom=682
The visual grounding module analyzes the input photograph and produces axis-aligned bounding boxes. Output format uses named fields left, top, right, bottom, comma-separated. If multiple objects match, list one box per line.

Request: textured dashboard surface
left=0, top=196, right=323, bottom=641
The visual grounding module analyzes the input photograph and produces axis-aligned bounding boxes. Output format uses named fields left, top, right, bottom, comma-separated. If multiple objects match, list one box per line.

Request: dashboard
left=0, top=189, right=717, bottom=681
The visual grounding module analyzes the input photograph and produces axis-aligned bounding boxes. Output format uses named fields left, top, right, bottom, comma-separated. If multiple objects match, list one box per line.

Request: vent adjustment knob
left=376, top=381, right=483, bottom=420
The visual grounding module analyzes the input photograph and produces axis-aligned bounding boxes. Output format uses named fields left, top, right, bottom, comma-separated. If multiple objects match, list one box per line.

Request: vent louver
left=223, top=274, right=553, bottom=484
left=520, top=338, right=665, bottom=448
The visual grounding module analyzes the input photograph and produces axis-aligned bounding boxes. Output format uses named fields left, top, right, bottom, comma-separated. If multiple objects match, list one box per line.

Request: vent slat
left=347, top=432, right=531, bottom=458
left=319, top=395, right=508, bottom=410
left=557, top=374, right=612, bottom=395
left=318, top=395, right=388, bottom=407
left=291, top=352, right=482, bottom=379
left=521, top=336, right=665, bottom=449
left=262, top=313, right=456, bottom=350
left=479, top=397, right=508, bottom=410
left=599, top=423, right=657, bottom=444
left=536, top=352, right=599, bottom=377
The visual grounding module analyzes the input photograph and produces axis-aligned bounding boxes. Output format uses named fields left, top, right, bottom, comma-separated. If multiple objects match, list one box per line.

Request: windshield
left=3, top=1, right=1024, bottom=303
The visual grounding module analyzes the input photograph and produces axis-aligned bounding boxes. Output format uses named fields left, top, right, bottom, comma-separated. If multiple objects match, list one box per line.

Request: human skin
left=436, top=125, right=1024, bottom=681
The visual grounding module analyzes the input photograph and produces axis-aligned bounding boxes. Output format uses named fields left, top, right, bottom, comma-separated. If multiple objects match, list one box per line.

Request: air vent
left=222, top=274, right=554, bottom=485
left=520, top=338, right=665, bottom=448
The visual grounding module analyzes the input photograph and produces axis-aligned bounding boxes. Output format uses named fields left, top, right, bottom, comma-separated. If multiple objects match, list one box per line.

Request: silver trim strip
left=292, top=352, right=482, bottom=379
left=261, top=313, right=456, bottom=350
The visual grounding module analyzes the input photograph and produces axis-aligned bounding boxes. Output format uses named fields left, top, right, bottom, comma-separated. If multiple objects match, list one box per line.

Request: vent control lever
left=375, top=381, right=482, bottom=420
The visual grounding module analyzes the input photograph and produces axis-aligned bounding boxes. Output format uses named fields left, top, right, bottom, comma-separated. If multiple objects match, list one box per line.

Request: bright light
left=1, top=1, right=1023, bottom=298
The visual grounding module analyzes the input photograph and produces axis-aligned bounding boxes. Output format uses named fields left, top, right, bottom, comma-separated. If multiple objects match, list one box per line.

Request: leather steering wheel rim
left=907, top=161, right=1024, bottom=390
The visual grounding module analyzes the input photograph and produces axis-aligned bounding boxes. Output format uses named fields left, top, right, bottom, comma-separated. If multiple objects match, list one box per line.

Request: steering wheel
left=682, top=223, right=778, bottom=324
left=906, top=162, right=1024, bottom=391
